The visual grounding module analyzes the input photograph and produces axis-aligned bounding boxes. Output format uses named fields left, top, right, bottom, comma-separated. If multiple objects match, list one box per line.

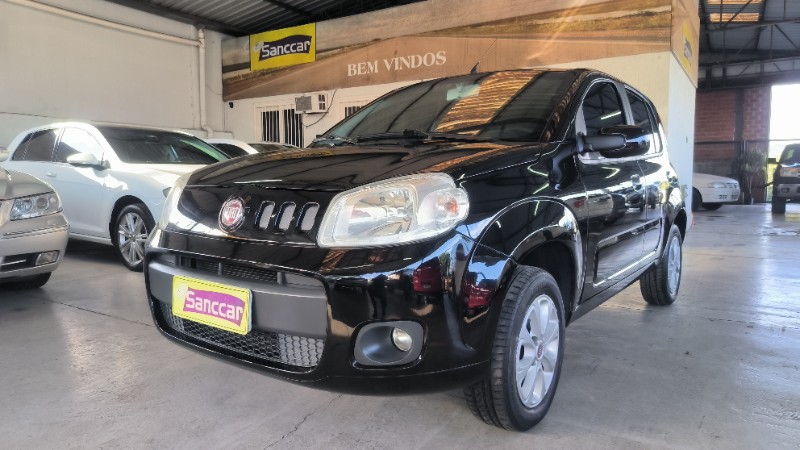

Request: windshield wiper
left=356, top=129, right=496, bottom=143
left=310, top=134, right=356, bottom=146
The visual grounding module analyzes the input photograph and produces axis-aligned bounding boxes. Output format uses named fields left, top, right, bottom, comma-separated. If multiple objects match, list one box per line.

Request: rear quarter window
left=12, top=129, right=58, bottom=161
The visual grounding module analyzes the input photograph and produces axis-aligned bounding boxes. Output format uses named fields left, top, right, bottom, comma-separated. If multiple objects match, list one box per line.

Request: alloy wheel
left=118, top=211, right=148, bottom=267
left=515, top=293, right=560, bottom=408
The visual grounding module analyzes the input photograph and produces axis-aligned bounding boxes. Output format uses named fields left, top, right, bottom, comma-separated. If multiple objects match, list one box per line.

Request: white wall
left=224, top=81, right=415, bottom=143
left=0, top=0, right=228, bottom=147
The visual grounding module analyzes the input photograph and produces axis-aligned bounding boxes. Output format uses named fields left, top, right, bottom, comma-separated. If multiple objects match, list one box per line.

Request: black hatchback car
left=145, top=69, right=687, bottom=431
left=772, top=144, right=800, bottom=214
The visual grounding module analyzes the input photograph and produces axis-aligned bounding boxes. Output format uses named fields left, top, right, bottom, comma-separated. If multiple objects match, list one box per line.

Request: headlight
left=780, top=167, right=799, bottom=177
left=10, top=192, right=61, bottom=220
left=158, top=172, right=191, bottom=229
left=707, top=181, right=726, bottom=188
left=317, top=173, right=469, bottom=248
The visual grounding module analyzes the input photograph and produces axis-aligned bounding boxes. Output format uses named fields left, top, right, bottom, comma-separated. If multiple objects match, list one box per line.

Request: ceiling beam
left=260, top=0, right=313, bottom=19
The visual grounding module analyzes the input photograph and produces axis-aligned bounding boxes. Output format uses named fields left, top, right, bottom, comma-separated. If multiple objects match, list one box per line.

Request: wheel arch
left=473, top=198, right=583, bottom=323
left=109, top=195, right=153, bottom=239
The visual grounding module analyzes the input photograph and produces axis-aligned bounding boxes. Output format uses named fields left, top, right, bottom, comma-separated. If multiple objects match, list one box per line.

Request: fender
left=459, top=198, right=583, bottom=349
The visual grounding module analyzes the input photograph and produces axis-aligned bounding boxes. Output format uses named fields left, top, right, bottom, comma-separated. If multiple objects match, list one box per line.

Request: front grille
left=158, top=301, right=324, bottom=370
left=177, top=256, right=279, bottom=284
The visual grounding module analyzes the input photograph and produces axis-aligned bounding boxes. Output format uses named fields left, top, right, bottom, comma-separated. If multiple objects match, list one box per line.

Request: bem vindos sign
left=250, top=23, right=316, bottom=71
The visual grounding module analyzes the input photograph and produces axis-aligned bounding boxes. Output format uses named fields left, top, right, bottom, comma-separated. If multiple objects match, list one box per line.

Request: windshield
left=98, top=127, right=229, bottom=164
left=780, top=146, right=800, bottom=164
left=323, top=70, right=576, bottom=143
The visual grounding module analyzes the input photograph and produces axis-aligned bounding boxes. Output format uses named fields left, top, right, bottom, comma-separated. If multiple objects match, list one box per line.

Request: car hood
left=0, top=167, right=52, bottom=200
left=187, top=142, right=548, bottom=191
left=692, top=172, right=737, bottom=185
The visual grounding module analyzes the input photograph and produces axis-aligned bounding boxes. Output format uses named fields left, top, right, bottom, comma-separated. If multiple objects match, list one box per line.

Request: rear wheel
left=464, top=266, right=565, bottom=431
left=772, top=196, right=786, bottom=214
left=113, top=203, right=154, bottom=272
left=640, top=224, right=682, bottom=305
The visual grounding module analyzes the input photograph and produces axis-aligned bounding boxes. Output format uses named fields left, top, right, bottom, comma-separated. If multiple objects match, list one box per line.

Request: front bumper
left=774, top=183, right=800, bottom=200
left=701, top=187, right=740, bottom=203
left=145, top=228, right=511, bottom=395
left=0, top=213, right=69, bottom=281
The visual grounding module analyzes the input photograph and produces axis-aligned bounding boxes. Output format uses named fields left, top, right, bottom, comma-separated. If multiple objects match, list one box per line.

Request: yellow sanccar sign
left=250, top=23, right=316, bottom=71
left=172, top=275, right=252, bottom=335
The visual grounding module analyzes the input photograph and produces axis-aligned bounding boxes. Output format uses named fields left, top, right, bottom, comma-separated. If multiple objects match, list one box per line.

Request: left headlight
left=707, top=181, right=727, bottom=188
left=318, top=173, right=469, bottom=248
left=10, top=192, right=61, bottom=220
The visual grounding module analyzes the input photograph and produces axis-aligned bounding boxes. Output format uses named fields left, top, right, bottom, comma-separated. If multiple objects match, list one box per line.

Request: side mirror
left=578, top=126, right=651, bottom=158
left=0, top=148, right=8, bottom=162
left=66, top=153, right=108, bottom=169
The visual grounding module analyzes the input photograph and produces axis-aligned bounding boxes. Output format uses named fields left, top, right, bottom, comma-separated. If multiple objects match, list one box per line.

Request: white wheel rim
left=515, top=293, right=560, bottom=408
left=118, top=212, right=147, bottom=266
left=666, top=234, right=681, bottom=297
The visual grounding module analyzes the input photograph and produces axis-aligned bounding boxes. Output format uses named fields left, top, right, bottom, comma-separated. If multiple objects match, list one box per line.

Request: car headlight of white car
left=10, top=192, right=62, bottom=220
left=317, top=173, right=469, bottom=248
left=707, top=181, right=727, bottom=188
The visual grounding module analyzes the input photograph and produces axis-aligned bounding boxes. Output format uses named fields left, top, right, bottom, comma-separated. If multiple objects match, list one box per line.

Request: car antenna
left=467, top=38, right=497, bottom=74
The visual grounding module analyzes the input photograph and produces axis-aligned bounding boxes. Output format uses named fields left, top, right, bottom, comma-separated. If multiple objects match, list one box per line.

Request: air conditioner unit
left=295, top=93, right=329, bottom=114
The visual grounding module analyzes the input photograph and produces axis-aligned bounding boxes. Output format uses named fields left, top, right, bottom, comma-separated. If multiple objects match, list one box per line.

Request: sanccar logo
left=219, top=197, right=246, bottom=232
left=256, top=35, right=312, bottom=61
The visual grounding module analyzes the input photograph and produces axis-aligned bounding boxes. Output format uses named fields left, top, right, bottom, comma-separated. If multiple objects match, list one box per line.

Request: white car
left=1, top=167, right=69, bottom=288
left=206, top=138, right=296, bottom=158
left=692, top=172, right=740, bottom=211
left=0, top=122, right=228, bottom=271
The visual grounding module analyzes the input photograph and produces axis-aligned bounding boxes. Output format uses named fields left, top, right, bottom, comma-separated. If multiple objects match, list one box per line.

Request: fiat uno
left=145, top=69, right=688, bottom=431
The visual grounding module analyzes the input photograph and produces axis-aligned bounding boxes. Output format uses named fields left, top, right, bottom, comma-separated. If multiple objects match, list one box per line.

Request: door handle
left=46, top=172, right=56, bottom=178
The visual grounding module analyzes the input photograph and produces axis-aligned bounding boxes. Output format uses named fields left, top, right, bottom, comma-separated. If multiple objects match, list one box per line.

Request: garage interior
left=2, top=0, right=800, bottom=447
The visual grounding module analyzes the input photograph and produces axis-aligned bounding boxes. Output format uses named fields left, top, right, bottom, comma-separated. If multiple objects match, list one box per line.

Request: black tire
left=8, top=273, right=51, bottom=289
left=691, top=188, right=701, bottom=212
left=640, top=224, right=682, bottom=305
left=701, top=202, right=722, bottom=211
left=772, top=197, right=786, bottom=214
left=113, top=203, right=154, bottom=272
left=464, top=266, right=565, bottom=431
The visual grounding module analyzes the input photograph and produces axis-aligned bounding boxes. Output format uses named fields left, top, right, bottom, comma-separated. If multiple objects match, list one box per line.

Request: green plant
left=733, top=145, right=767, bottom=204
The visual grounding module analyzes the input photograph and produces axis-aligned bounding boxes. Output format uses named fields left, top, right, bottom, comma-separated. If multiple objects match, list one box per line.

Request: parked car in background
left=692, top=172, right=740, bottom=211
left=0, top=122, right=229, bottom=271
left=772, top=144, right=800, bottom=214
left=145, top=69, right=687, bottom=431
left=206, top=138, right=296, bottom=158
left=0, top=167, right=69, bottom=288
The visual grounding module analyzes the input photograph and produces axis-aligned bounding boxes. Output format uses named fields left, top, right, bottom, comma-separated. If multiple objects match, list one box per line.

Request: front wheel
left=640, top=224, right=682, bottom=305
left=464, top=266, right=565, bottom=431
left=701, top=202, right=722, bottom=211
left=113, top=203, right=154, bottom=271
left=772, top=196, right=786, bottom=214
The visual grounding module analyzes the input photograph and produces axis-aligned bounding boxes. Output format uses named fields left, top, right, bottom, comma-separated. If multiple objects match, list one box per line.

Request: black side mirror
left=578, top=126, right=651, bottom=158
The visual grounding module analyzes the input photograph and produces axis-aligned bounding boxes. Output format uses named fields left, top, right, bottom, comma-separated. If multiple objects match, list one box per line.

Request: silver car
left=0, top=167, right=69, bottom=288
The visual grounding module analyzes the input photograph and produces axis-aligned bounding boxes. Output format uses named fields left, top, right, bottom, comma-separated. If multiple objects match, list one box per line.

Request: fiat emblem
left=219, top=197, right=246, bottom=232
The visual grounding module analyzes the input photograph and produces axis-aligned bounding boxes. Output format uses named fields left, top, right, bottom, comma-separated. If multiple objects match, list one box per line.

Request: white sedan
left=0, top=122, right=228, bottom=271
left=206, top=138, right=296, bottom=158
left=692, top=172, right=740, bottom=211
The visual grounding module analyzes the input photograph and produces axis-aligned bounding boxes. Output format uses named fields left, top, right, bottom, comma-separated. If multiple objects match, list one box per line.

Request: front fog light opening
left=35, top=251, right=59, bottom=266
left=354, top=321, right=424, bottom=367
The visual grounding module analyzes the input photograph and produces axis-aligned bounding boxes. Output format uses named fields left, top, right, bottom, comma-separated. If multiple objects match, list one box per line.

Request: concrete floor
left=1, top=204, right=799, bottom=449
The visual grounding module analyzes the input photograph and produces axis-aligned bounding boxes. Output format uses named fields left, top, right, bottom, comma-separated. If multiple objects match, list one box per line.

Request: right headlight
left=317, top=173, right=469, bottom=248
left=10, top=192, right=61, bottom=220
left=157, top=172, right=191, bottom=230
left=707, top=181, right=726, bottom=188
